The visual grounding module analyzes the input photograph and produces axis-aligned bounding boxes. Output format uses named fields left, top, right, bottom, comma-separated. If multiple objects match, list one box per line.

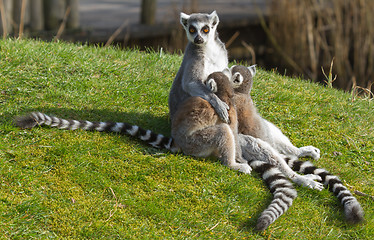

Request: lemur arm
left=184, top=79, right=230, bottom=123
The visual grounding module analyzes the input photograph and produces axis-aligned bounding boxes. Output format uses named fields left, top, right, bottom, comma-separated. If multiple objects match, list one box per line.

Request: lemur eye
left=189, top=27, right=196, bottom=33
left=202, top=26, right=209, bottom=33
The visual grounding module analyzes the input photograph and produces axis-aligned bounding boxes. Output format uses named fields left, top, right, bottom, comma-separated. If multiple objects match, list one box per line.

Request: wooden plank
left=141, top=0, right=156, bottom=25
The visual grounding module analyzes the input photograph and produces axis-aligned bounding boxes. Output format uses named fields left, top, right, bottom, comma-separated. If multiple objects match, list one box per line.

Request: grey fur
left=231, top=65, right=321, bottom=159
left=285, top=158, right=364, bottom=224
left=231, top=65, right=324, bottom=191
left=169, top=11, right=229, bottom=123
left=233, top=65, right=364, bottom=228
left=239, top=134, right=297, bottom=231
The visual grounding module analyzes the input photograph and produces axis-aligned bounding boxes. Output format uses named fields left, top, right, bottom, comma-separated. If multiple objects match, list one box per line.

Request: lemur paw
left=296, top=174, right=324, bottom=191
left=298, top=146, right=320, bottom=160
left=237, top=163, right=252, bottom=174
left=211, top=97, right=230, bottom=123
left=267, top=157, right=278, bottom=166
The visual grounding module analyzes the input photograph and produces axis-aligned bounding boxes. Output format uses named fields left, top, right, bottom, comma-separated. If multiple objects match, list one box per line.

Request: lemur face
left=180, top=11, right=219, bottom=46
left=229, top=65, right=257, bottom=94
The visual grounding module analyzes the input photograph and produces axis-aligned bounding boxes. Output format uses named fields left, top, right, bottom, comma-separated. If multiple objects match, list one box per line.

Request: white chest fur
left=202, top=41, right=228, bottom=79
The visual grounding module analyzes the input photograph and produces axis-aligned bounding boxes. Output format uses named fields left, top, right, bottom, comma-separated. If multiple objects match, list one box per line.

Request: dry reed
left=268, top=0, right=374, bottom=93
left=0, top=0, right=8, bottom=39
left=54, top=6, right=71, bottom=42
left=18, top=0, right=27, bottom=39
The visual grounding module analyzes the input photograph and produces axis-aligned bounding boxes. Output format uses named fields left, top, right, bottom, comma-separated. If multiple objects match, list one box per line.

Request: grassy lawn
left=0, top=39, right=373, bottom=239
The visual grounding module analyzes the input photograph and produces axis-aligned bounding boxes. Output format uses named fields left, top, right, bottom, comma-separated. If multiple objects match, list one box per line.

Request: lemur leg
left=263, top=120, right=320, bottom=160
left=175, top=124, right=252, bottom=174
left=238, top=134, right=278, bottom=166
left=276, top=155, right=324, bottom=191
left=238, top=134, right=324, bottom=191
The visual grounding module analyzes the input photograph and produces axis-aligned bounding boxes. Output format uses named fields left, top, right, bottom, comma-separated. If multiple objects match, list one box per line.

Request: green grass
left=0, top=39, right=373, bottom=239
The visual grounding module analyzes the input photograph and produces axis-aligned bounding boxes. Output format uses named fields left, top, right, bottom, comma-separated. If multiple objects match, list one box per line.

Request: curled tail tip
left=345, top=202, right=365, bottom=224
left=14, top=112, right=39, bottom=129
left=254, top=216, right=271, bottom=232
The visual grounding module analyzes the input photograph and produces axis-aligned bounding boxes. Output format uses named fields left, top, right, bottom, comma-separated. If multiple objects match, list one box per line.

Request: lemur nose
left=194, top=35, right=204, bottom=44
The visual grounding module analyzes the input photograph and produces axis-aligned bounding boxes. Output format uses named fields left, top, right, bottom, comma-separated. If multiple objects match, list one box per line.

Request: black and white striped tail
left=15, top=112, right=180, bottom=153
left=286, top=158, right=364, bottom=224
left=249, top=160, right=298, bottom=231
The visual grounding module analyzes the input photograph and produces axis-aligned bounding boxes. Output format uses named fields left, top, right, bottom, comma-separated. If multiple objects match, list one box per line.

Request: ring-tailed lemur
left=168, top=11, right=230, bottom=123
left=232, top=65, right=364, bottom=228
left=231, top=65, right=321, bottom=160
left=231, top=65, right=323, bottom=190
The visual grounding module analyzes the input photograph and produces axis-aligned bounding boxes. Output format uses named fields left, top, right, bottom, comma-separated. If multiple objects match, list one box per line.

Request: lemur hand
left=210, top=95, right=230, bottom=123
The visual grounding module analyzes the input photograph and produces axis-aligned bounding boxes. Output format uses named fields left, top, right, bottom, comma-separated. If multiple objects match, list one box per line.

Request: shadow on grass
left=4, top=108, right=283, bottom=232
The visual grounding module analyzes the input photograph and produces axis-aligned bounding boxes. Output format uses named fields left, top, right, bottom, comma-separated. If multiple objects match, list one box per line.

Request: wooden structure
left=0, top=0, right=79, bottom=38
left=141, top=0, right=156, bottom=25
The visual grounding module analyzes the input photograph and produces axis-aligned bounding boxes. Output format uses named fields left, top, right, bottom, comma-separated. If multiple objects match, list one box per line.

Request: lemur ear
left=206, top=78, right=218, bottom=92
left=248, top=64, right=257, bottom=77
left=222, top=67, right=231, bottom=79
left=180, top=12, right=190, bottom=27
left=229, top=65, right=237, bottom=74
left=209, top=10, right=219, bottom=26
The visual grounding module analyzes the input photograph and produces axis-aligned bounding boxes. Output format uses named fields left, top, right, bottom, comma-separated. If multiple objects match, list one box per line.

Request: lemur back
left=230, top=65, right=264, bottom=138
left=171, top=71, right=251, bottom=174
left=231, top=65, right=321, bottom=159
left=169, top=11, right=229, bottom=123
left=232, top=65, right=364, bottom=226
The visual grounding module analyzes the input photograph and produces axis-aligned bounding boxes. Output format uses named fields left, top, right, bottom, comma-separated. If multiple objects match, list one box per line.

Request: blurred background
left=1, top=0, right=373, bottom=95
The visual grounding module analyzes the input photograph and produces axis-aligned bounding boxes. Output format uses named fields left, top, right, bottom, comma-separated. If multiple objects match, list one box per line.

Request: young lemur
left=232, top=65, right=324, bottom=190
left=231, top=65, right=364, bottom=229
left=233, top=65, right=321, bottom=160
left=171, top=70, right=251, bottom=174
